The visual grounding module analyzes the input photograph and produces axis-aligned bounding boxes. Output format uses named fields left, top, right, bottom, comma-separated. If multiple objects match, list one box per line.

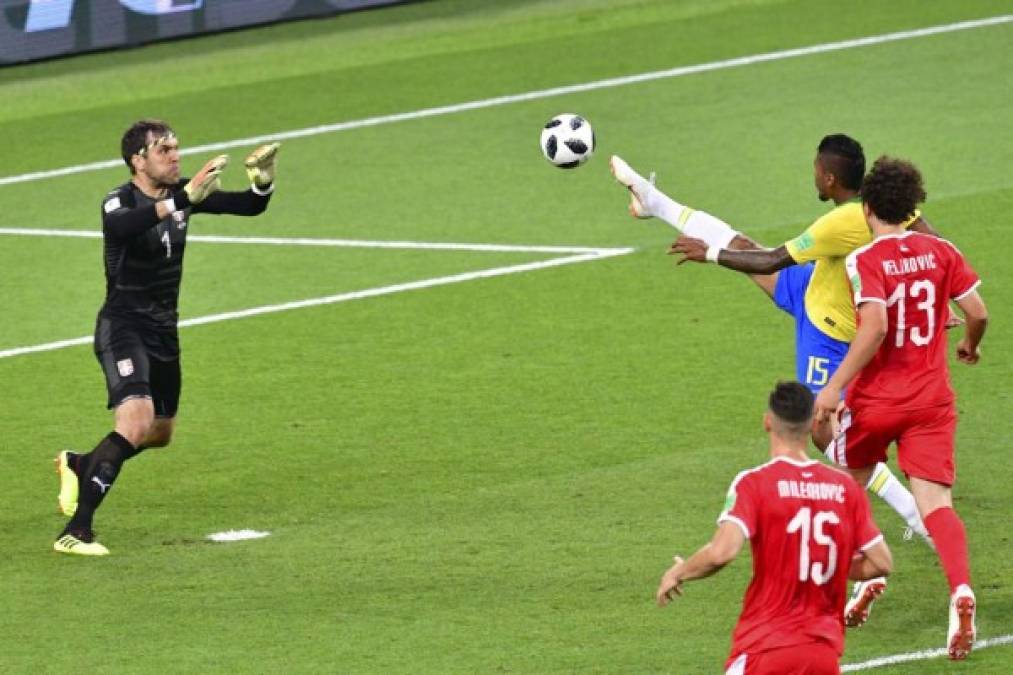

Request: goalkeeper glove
left=245, top=142, right=280, bottom=189
left=182, top=155, right=228, bottom=204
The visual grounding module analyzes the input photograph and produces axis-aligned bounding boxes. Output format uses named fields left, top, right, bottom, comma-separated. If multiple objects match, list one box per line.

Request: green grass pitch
left=1, top=0, right=1011, bottom=672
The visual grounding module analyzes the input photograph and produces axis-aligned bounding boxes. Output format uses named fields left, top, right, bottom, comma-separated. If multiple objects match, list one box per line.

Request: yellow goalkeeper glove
left=244, top=142, right=280, bottom=189
left=183, top=155, right=228, bottom=204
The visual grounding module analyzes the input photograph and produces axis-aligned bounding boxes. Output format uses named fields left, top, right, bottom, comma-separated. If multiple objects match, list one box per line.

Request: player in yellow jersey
left=611, top=135, right=935, bottom=625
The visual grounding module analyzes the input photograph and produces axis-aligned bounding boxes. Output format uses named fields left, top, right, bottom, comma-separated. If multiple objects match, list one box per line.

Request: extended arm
left=193, top=143, right=278, bottom=217
left=656, top=521, right=745, bottom=606
left=814, top=302, right=886, bottom=419
left=103, top=187, right=200, bottom=238
left=669, top=236, right=796, bottom=274
left=849, top=539, right=893, bottom=581
left=103, top=201, right=171, bottom=239
left=195, top=188, right=272, bottom=216
left=715, top=245, right=796, bottom=274
left=103, top=155, right=228, bottom=238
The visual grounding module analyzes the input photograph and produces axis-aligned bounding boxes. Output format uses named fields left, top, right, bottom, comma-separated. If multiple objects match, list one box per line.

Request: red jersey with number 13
left=719, top=457, right=882, bottom=666
left=845, top=231, right=980, bottom=410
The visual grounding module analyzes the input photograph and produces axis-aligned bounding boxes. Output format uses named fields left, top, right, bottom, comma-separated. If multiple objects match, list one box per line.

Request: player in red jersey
left=657, top=381, right=892, bottom=674
left=814, top=157, right=988, bottom=660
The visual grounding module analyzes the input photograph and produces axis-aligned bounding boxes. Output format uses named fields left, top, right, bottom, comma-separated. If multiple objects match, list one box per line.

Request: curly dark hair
left=121, top=119, right=174, bottom=174
left=861, top=156, right=926, bottom=225
left=817, top=134, right=865, bottom=191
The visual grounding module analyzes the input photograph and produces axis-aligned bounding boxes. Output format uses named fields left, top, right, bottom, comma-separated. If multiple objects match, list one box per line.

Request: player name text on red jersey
left=882, top=253, right=936, bottom=276
left=776, top=479, right=846, bottom=503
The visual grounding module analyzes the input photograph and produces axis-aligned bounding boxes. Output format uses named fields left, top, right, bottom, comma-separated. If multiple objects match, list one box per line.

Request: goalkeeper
left=52, top=119, right=279, bottom=556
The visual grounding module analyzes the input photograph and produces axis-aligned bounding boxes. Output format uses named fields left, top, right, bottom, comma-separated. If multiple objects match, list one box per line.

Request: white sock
left=643, top=186, right=739, bottom=248
left=866, top=463, right=928, bottom=537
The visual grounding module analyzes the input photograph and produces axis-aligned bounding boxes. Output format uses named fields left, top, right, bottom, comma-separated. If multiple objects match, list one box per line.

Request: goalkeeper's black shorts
left=93, top=314, right=181, bottom=417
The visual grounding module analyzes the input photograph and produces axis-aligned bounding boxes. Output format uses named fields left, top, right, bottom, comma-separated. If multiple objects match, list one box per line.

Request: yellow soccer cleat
left=53, top=531, right=109, bottom=557
left=54, top=450, right=79, bottom=517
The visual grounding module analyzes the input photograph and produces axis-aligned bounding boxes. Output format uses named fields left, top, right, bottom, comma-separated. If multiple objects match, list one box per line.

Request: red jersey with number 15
left=845, top=231, right=980, bottom=410
left=719, top=457, right=882, bottom=667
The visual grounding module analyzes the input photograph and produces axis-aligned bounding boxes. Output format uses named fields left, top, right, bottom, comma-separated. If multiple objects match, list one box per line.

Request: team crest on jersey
left=793, top=232, right=814, bottom=251
left=116, top=358, right=134, bottom=377
left=172, top=210, right=187, bottom=229
left=103, top=197, right=121, bottom=214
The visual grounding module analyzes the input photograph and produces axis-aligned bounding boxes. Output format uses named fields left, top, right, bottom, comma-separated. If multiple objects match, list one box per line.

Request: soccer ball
left=540, top=114, right=595, bottom=168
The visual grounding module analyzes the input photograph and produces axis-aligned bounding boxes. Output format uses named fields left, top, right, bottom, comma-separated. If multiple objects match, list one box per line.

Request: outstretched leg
left=610, top=155, right=778, bottom=296
left=611, top=155, right=739, bottom=247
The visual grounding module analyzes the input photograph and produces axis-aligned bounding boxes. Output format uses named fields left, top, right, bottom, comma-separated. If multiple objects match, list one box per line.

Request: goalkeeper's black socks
left=66, top=434, right=145, bottom=474
left=122, top=441, right=146, bottom=462
left=65, top=431, right=134, bottom=533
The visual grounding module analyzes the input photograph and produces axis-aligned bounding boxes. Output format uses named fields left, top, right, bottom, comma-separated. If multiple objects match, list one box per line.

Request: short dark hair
left=768, top=381, right=814, bottom=428
left=121, top=119, right=174, bottom=173
left=861, top=156, right=926, bottom=225
left=817, top=134, right=865, bottom=191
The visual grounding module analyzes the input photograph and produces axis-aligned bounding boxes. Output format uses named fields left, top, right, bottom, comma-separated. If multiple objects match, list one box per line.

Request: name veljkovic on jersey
left=882, top=253, right=937, bottom=275
left=777, top=480, right=846, bottom=503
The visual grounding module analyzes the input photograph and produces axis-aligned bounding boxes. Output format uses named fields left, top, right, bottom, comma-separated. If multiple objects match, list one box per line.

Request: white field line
left=0, top=247, right=633, bottom=360
left=1, top=14, right=1009, bottom=188
left=0, top=227, right=611, bottom=255
left=207, top=529, right=270, bottom=542
left=841, top=634, right=1013, bottom=672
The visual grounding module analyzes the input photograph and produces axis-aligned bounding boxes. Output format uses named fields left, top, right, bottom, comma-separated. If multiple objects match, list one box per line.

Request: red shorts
left=726, top=642, right=839, bottom=674
left=829, top=403, right=957, bottom=485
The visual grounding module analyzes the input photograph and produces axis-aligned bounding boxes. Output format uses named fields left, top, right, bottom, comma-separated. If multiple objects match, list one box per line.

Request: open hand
left=245, top=142, right=280, bottom=188
left=183, top=155, right=228, bottom=204
left=668, top=235, right=708, bottom=264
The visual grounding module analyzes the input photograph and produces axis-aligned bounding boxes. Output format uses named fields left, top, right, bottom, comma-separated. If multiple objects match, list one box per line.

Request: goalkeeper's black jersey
left=99, top=179, right=271, bottom=334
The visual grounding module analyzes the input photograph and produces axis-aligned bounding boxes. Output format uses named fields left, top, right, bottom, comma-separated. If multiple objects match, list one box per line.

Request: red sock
left=923, top=507, right=971, bottom=593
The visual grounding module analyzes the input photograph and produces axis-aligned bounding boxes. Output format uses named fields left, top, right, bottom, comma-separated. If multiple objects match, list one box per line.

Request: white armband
left=705, top=246, right=721, bottom=263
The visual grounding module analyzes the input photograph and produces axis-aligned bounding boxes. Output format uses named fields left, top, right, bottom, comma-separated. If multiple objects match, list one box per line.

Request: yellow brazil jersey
left=784, top=201, right=918, bottom=342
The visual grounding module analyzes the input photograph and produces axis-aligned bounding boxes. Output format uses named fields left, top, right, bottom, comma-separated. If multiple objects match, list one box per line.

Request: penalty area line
left=841, top=634, right=1013, bottom=671
left=0, top=247, right=633, bottom=361
left=0, top=14, right=1009, bottom=187
left=0, top=227, right=616, bottom=255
